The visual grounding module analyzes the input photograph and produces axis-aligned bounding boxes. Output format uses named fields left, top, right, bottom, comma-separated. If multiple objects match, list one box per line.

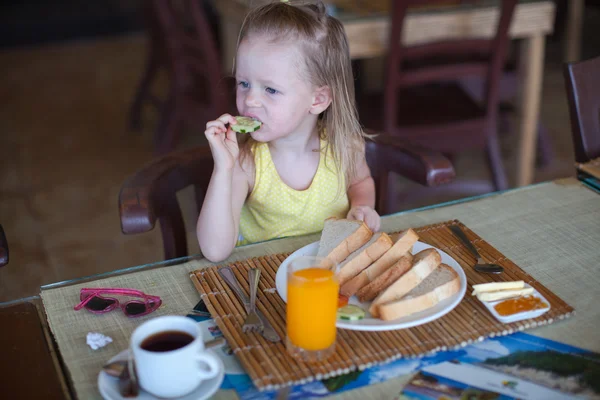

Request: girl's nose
left=244, top=89, right=261, bottom=108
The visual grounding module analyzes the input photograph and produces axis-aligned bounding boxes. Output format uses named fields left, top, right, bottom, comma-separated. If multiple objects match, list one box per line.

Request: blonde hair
left=235, top=0, right=367, bottom=190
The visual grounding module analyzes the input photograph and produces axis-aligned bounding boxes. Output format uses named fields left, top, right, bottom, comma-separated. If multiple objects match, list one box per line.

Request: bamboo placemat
left=189, top=220, right=574, bottom=391
left=578, top=157, right=600, bottom=180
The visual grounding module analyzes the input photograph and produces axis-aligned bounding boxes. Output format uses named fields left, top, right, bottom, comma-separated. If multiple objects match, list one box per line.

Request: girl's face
left=235, top=36, right=322, bottom=142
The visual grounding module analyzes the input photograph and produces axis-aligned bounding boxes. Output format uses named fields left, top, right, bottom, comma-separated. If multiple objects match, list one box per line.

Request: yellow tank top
left=238, top=139, right=349, bottom=245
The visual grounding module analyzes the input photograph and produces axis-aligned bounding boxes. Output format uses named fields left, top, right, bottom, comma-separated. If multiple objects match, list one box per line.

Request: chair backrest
left=563, top=55, right=600, bottom=163
left=119, top=146, right=214, bottom=260
left=0, top=224, right=8, bottom=267
left=120, top=138, right=455, bottom=260
left=148, top=0, right=225, bottom=106
left=384, top=0, right=517, bottom=134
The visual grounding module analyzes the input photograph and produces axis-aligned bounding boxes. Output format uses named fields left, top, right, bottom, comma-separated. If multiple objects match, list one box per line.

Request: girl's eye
left=238, top=81, right=249, bottom=89
left=265, top=87, right=278, bottom=95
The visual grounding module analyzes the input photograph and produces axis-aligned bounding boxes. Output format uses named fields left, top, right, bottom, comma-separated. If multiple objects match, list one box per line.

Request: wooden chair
left=128, top=0, right=233, bottom=155
left=359, top=0, right=517, bottom=196
left=563, top=54, right=600, bottom=164
left=118, top=133, right=456, bottom=260
left=0, top=224, right=8, bottom=267
left=458, top=46, right=555, bottom=167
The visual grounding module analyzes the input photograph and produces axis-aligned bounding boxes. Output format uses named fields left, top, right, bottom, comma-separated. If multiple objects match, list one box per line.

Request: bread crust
left=320, top=219, right=373, bottom=268
left=336, top=232, right=393, bottom=286
left=377, top=265, right=460, bottom=320
left=340, top=229, right=418, bottom=297
left=369, top=248, right=441, bottom=317
left=355, top=253, right=413, bottom=302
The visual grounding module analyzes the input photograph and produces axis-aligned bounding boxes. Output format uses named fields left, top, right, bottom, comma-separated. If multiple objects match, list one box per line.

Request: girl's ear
left=310, top=86, right=332, bottom=115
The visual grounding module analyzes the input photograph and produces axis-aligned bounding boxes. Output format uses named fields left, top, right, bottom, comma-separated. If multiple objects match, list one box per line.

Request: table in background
left=37, top=177, right=600, bottom=399
left=214, top=0, right=555, bottom=188
left=0, top=297, right=73, bottom=399
left=564, top=0, right=584, bottom=62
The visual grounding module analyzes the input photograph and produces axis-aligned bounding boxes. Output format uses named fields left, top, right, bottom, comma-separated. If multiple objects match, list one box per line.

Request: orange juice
left=287, top=267, right=339, bottom=351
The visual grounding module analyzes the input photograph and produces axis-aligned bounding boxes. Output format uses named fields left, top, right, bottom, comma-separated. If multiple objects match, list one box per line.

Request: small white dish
left=478, top=284, right=551, bottom=324
left=98, top=349, right=224, bottom=400
left=276, top=240, right=467, bottom=332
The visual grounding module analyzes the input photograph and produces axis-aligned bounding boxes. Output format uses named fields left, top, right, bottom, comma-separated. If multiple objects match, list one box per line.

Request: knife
left=218, top=266, right=281, bottom=342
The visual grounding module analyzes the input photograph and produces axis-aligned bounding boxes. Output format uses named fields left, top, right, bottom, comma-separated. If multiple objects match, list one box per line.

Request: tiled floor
left=1, top=10, right=598, bottom=302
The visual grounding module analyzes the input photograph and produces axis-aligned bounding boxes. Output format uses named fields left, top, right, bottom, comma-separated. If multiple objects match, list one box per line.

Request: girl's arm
left=196, top=162, right=248, bottom=262
left=347, top=154, right=381, bottom=232
left=197, top=114, right=249, bottom=262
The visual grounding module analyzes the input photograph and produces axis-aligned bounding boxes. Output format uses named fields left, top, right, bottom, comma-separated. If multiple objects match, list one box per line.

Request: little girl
left=197, top=0, right=380, bottom=262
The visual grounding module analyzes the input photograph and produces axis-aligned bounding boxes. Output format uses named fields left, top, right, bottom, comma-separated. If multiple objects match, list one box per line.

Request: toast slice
left=317, top=217, right=373, bottom=268
left=377, top=264, right=460, bottom=321
left=336, top=232, right=393, bottom=286
left=340, top=229, right=419, bottom=297
left=369, top=248, right=441, bottom=317
left=355, top=253, right=414, bottom=302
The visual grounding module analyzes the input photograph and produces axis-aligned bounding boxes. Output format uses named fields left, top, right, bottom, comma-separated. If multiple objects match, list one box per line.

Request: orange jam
left=493, top=295, right=548, bottom=316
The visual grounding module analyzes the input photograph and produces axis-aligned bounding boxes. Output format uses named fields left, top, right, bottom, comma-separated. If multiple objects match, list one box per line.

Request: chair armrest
left=365, top=129, right=455, bottom=186
left=119, top=146, right=213, bottom=235
left=0, top=224, right=8, bottom=267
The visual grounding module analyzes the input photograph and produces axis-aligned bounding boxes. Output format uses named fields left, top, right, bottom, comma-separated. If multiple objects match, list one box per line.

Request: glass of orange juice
left=286, top=256, right=339, bottom=362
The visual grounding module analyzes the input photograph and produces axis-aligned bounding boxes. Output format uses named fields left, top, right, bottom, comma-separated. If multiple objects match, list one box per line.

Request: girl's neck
left=268, top=121, right=320, bottom=155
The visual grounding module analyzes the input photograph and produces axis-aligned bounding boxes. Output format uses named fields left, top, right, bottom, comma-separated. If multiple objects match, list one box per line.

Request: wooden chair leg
left=376, top=170, right=390, bottom=215
left=536, top=124, right=555, bottom=167
left=129, top=51, right=160, bottom=132
left=486, top=126, right=509, bottom=191
left=159, top=198, right=188, bottom=260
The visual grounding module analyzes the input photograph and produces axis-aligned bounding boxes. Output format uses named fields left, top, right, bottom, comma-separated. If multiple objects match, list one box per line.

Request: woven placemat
left=189, top=220, right=574, bottom=390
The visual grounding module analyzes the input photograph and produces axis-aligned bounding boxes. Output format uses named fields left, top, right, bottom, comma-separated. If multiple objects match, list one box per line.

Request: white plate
left=276, top=241, right=467, bottom=331
left=478, top=284, right=551, bottom=324
left=98, top=349, right=224, bottom=400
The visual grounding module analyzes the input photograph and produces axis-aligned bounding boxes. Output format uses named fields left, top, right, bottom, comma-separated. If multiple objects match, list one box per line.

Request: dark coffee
left=141, top=330, right=194, bottom=352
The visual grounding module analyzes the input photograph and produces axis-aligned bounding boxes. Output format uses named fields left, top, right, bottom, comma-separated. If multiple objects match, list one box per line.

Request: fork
left=449, top=225, right=504, bottom=274
left=242, top=268, right=264, bottom=333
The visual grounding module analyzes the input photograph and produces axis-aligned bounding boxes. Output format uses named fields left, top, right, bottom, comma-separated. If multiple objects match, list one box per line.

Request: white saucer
left=98, top=349, right=224, bottom=400
left=478, top=284, right=551, bottom=324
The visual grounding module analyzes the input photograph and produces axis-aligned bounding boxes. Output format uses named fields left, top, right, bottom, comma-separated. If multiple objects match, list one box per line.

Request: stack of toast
left=317, top=218, right=461, bottom=321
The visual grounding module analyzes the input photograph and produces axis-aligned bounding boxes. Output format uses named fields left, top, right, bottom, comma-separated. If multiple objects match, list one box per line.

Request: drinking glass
left=286, top=256, right=339, bottom=362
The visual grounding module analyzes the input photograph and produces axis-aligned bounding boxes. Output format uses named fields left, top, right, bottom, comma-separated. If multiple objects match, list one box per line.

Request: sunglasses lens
left=124, top=301, right=148, bottom=316
left=85, top=296, right=116, bottom=311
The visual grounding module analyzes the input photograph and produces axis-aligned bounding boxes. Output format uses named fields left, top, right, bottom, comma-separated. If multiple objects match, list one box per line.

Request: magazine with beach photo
left=397, top=333, right=600, bottom=400
left=187, top=301, right=600, bottom=400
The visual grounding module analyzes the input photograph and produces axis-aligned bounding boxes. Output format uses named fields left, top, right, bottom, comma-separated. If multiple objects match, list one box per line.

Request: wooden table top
left=38, top=178, right=600, bottom=399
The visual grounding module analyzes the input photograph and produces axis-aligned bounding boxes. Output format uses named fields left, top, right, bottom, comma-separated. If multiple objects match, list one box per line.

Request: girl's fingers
left=354, top=210, right=365, bottom=221
left=205, top=121, right=226, bottom=132
left=216, top=113, right=237, bottom=125
left=366, top=212, right=381, bottom=232
left=204, top=126, right=225, bottom=139
left=225, top=126, right=238, bottom=142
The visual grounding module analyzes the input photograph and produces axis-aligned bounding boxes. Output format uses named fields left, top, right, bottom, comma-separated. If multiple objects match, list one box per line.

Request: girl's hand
left=204, top=114, right=239, bottom=170
left=347, top=205, right=381, bottom=232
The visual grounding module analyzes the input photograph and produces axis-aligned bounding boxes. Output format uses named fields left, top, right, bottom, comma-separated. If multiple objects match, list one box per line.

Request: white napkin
left=86, top=332, right=113, bottom=350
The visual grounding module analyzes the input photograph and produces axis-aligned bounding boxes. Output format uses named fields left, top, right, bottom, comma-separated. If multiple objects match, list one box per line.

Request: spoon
left=118, top=349, right=139, bottom=398
left=449, top=225, right=504, bottom=274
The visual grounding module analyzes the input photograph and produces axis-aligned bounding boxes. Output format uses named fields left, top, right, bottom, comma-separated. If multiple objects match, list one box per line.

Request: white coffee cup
left=131, top=315, right=221, bottom=398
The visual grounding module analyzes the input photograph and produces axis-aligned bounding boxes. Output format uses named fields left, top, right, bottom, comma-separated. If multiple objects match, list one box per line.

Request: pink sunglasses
left=74, top=288, right=162, bottom=318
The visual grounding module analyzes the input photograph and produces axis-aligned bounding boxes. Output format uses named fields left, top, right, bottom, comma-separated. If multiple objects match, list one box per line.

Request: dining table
left=213, top=0, right=555, bottom=188
left=3, top=176, right=594, bottom=399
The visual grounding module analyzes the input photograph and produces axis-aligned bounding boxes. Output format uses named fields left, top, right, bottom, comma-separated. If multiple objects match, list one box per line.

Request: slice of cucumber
left=231, top=116, right=262, bottom=133
left=337, top=304, right=365, bottom=321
